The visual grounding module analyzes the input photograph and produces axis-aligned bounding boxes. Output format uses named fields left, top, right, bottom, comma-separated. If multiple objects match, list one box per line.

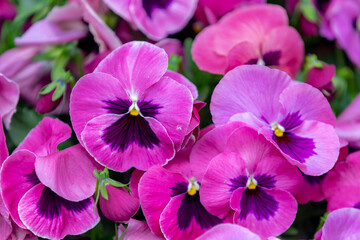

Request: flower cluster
left=0, top=0, right=359, bottom=239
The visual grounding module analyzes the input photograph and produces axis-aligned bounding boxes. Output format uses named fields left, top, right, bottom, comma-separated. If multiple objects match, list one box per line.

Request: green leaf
left=100, top=184, right=109, bottom=200
left=300, top=0, right=318, bottom=23
left=106, top=179, right=128, bottom=188
left=168, top=54, right=182, bottom=71
left=51, top=84, right=65, bottom=101
left=8, top=107, right=44, bottom=145
left=39, top=82, right=57, bottom=95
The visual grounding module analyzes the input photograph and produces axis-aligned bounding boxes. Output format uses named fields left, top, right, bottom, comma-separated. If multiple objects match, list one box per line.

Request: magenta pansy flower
left=305, top=62, right=335, bottom=101
left=211, top=65, right=339, bottom=176
left=103, top=0, right=198, bottom=41
left=336, top=93, right=360, bottom=149
left=195, top=223, right=261, bottom=240
left=320, top=0, right=360, bottom=68
left=0, top=73, right=19, bottom=129
left=316, top=208, right=360, bottom=240
left=195, top=125, right=302, bottom=239
left=322, top=151, right=360, bottom=211
left=0, top=118, right=100, bottom=239
left=138, top=148, right=223, bottom=240
left=70, top=41, right=193, bottom=172
left=192, top=4, right=304, bottom=78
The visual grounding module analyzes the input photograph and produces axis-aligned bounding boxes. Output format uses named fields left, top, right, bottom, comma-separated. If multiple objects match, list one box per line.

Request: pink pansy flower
left=320, top=0, right=360, bottom=68
left=0, top=73, right=19, bottom=129
left=315, top=208, right=360, bottom=240
left=138, top=147, right=223, bottom=240
left=195, top=223, right=261, bottom=240
left=70, top=41, right=193, bottom=172
left=322, top=151, right=360, bottom=211
left=117, top=218, right=164, bottom=240
left=195, top=0, right=265, bottom=25
left=192, top=4, right=304, bottom=78
left=211, top=65, right=339, bottom=176
left=336, top=93, right=360, bottom=149
left=0, top=118, right=100, bottom=239
left=195, top=125, right=302, bottom=239
left=103, top=0, right=198, bottom=41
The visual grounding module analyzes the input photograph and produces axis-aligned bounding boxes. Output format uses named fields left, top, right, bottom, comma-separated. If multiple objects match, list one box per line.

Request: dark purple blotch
left=274, top=112, right=316, bottom=163
left=24, top=169, right=41, bottom=187
left=229, top=174, right=276, bottom=192
left=354, top=202, right=360, bottom=209
left=170, top=182, right=222, bottom=230
left=245, top=50, right=281, bottom=66
left=37, top=187, right=91, bottom=219
left=142, top=0, right=172, bottom=18
left=239, top=188, right=279, bottom=221
left=102, top=98, right=162, bottom=152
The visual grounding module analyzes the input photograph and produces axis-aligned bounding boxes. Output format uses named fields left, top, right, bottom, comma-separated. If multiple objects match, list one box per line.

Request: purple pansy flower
left=195, top=223, right=261, bottom=240
left=192, top=125, right=302, bottom=239
left=103, top=0, right=198, bottom=40
left=70, top=41, right=193, bottom=172
left=211, top=65, right=339, bottom=176
left=117, top=218, right=165, bottom=240
left=138, top=147, right=223, bottom=240
left=0, top=118, right=100, bottom=239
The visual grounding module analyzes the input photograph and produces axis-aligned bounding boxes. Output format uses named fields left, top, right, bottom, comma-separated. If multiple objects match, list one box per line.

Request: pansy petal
left=226, top=41, right=260, bottom=72
left=192, top=24, right=228, bottom=74
left=0, top=150, right=38, bottom=229
left=70, top=72, right=129, bottom=146
left=211, top=65, right=292, bottom=126
left=117, top=218, right=164, bottom=240
left=263, top=120, right=339, bottom=176
left=103, top=0, right=132, bottom=22
left=230, top=188, right=297, bottom=239
left=200, top=152, right=246, bottom=218
left=94, top=41, right=168, bottom=95
left=189, top=121, right=245, bottom=181
left=99, top=184, right=139, bottom=222
left=0, top=74, right=19, bottom=129
left=140, top=76, right=193, bottom=150
left=82, top=114, right=175, bottom=171
left=16, top=117, right=72, bottom=157
left=130, top=0, right=197, bottom=40
left=325, top=186, right=360, bottom=211
left=196, top=223, right=261, bottom=240
left=35, top=144, right=97, bottom=201
left=262, top=26, right=304, bottom=78
left=18, top=184, right=99, bottom=239
left=0, top=116, right=8, bottom=164
left=160, top=194, right=222, bottom=240
left=164, top=70, right=198, bottom=99
left=81, top=0, right=122, bottom=52
left=278, top=83, right=336, bottom=126
left=139, top=166, right=186, bottom=236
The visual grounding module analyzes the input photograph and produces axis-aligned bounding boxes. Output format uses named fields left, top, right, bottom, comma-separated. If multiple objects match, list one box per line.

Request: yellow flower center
left=271, top=122, right=285, bottom=138
left=246, top=175, right=257, bottom=190
left=274, top=128, right=284, bottom=138
left=187, top=177, right=200, bottom=196
left=129, top=108, right=139, bottom=116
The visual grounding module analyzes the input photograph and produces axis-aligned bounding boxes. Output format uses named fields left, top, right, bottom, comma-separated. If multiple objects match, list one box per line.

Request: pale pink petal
left=163, top=71, right=198, bottom=99
left=226, top=41, right=260, bottom=72
left=118, top=218, right=164, bottom=240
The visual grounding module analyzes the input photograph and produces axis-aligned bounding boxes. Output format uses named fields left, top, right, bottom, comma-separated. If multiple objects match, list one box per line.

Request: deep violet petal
left=176, top=192, right=222, bottom=230
left=229, top=176, right=247, bottom=191
left=229, top=174, right=276, bottom=191
left=273, top=132, right=316, bottom=163
left=142, top=0, right=172, bottom=17
left=239, top=188, right=279, bottom=221
left=302, top=173, right=326, bottom=185
left=279, top=111, right=303, bottom=130
left=103, top=98, right=131, bottom=114
left=354, top=202, right=360, bottom=209
left=37, top=187, right=91, bottom=220
left=102, top=114, right=160, bottom=152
